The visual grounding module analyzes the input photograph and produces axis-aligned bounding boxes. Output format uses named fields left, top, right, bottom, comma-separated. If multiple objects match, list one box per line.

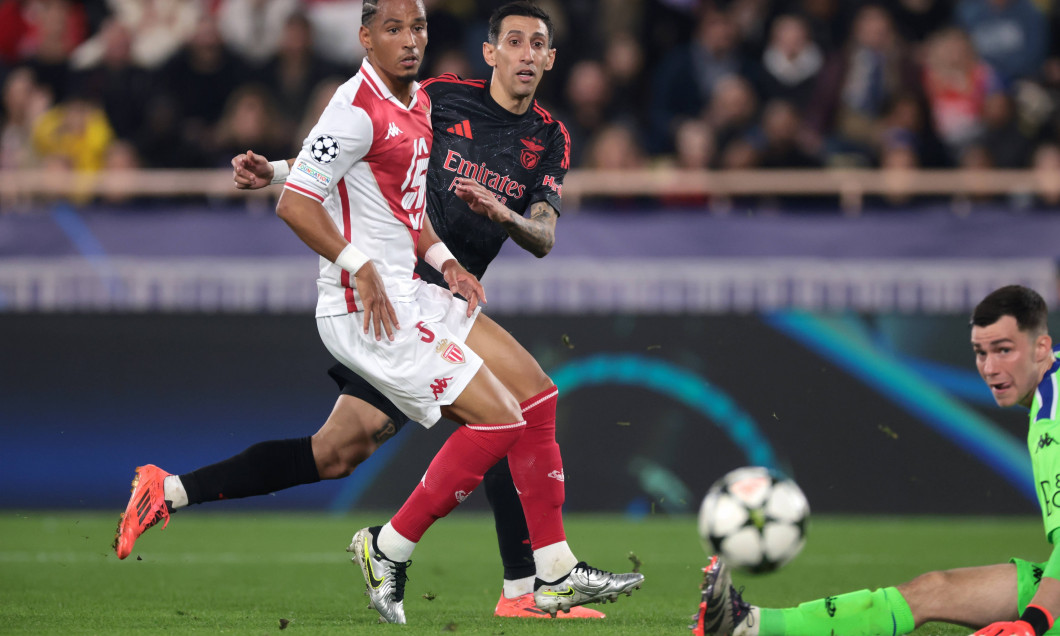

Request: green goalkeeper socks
left=758, top=587, right=915, bottom=636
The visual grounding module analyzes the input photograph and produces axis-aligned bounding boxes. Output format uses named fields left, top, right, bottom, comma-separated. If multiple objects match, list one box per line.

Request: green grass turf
left=0, top=511, right=1045, bottom=635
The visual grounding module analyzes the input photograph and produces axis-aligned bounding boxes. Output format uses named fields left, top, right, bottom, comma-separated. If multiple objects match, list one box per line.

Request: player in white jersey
left=278, top=42, right=487, bottom=424
left=267, top=0, right=641, bottom=625
left=114, top=1, right=615, bottom=623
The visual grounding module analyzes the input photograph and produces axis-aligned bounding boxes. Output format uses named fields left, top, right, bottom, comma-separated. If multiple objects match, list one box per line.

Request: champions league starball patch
left=310, top=135, right=339, bottom=164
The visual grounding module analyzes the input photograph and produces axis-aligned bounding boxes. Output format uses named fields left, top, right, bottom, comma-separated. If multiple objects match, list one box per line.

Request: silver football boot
left=534, top=561, right=644, bottom=617
left=347, top=526, right=410, bottom=624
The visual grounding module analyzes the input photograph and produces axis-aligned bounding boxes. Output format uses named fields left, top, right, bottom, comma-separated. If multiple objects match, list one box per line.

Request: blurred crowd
left=5, top=0, right=1060, bottom=182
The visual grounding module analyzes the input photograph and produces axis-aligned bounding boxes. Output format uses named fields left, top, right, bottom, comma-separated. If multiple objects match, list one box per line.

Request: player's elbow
left=533, top=240, right=553, bottom=258
left=275, top=195, right=307, bottom=230
left=275, top=197, right=294, bottom=223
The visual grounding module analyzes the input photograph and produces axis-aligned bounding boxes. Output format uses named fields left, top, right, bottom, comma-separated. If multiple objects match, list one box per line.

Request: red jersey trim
left=284, top=182, right=325, bottom=203
left=359, top=67, right=385, bottom=101
left=336, top=177, right=359, bottom=313
left=533, top=102, right=571, bottom=170
left=422, top=73, right=487, bottom=89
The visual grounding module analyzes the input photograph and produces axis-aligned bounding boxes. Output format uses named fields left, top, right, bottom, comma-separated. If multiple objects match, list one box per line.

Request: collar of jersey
left=482, top=80, right=536, bottom=122
left=360, top=58, right=423, bottom=112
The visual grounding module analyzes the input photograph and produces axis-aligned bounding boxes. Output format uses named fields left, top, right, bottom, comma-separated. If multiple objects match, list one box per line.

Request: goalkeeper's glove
left=974, top=606, right=1053, bottom=636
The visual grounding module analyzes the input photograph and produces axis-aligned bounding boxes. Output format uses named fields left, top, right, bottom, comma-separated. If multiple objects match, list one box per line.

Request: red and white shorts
left=317, top=280, right=483, bottom=428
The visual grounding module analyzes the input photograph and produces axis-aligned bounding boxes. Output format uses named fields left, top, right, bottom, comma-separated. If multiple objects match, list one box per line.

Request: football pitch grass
left=0, top=511, right=1044, bottom=635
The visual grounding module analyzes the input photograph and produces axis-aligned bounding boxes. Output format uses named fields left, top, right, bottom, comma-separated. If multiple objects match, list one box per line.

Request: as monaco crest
left=520, top=138, right=544, bottom=169
left=436, top=339, right=466, bottom=364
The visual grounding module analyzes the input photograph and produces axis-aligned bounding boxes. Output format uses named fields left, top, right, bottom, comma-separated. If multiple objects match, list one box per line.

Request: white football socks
left=533, top=541, right=578, bottom=582
left=163, top=475, right=188, bottom=509
left=503, top=575, right=535, bottom=598
left=375, top=522, right=416, bottom=562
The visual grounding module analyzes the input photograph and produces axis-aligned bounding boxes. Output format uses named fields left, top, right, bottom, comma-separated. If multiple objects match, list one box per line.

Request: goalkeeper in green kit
left=693, top=285, right=1060, bottom=636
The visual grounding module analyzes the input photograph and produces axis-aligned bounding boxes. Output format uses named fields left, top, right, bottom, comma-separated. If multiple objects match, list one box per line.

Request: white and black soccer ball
left=311, top=135, right=339, bottom=164
left=697, top=466, right=809, bottom=574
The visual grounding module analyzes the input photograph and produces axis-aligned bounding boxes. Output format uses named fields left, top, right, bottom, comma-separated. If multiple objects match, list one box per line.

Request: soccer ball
left=697, top=466, right=809, bottom=574
left=311, top=135, right=339, bottom=164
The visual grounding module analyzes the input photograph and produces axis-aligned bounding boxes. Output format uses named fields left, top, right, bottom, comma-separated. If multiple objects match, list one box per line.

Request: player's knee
left=312, top=434, right=372, bottom=480
left=898, top=570, right=950, bottom=624
left=903, top=569, right=949, bottom=594
left=511, top=369, right=552, bottom=402
left=332, top=442, right=373, bottom=479
left=481, top=393, right=524, bottom=426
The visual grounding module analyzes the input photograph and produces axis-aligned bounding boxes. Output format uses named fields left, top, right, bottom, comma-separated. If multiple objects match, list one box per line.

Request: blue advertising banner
left=0, top=311, right=1043, bottom=516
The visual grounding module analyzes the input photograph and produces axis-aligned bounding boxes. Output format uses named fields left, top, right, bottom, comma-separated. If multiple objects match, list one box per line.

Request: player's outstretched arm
left=276, top=189, right=399, bottom=340
left=417, top=214, right=485, bottom=317
left=453, top=177, right=557, bottom=257
left=232, top=150, right=294, bottom=190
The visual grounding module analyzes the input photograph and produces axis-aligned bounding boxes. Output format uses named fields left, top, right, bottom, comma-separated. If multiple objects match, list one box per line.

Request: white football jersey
left=284, top=59, right=433, bottom=317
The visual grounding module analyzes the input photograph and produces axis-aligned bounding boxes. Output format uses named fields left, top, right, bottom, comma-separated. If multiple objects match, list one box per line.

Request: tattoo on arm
left=502, top=201, right=557, bottom=257
left=372, top=419, right=397, bottom=445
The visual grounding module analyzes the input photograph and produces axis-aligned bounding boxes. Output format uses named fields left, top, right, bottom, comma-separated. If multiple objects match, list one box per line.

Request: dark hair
left=362, top=0, right=426, bottom=27
left=971, top=285, right=1048, bottom=334
left=488, top=1, right=554, bottom=48
left=362, top=0, right=379, bottom=26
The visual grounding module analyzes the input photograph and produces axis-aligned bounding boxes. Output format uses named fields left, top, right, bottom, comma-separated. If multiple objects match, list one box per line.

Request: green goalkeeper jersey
left=1030, top=345, right=1060, bottom=542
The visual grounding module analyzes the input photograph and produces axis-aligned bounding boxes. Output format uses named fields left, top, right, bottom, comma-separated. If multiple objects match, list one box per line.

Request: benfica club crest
left=520, top=138, right=544, bottom=170
left=435, top=339, right=466, bottom=364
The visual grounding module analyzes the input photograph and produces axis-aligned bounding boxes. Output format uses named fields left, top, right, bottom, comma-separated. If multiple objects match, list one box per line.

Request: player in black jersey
left=114, top=1, right=601, bottom=621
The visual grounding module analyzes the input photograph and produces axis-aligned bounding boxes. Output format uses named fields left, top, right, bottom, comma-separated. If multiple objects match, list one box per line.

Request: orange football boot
left=113, top=464, right=172, bottom=559
left=494, top=591, right=606, bottom=619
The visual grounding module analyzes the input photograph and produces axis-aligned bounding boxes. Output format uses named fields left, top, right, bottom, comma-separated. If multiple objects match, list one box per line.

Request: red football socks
left=390, top=421, right=524, bottom=541
left=507, top=387, right=567, bottom=549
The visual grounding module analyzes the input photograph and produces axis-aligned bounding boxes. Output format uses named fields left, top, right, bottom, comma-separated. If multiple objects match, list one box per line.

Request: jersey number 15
left=401, top=137, right=430, bottom=228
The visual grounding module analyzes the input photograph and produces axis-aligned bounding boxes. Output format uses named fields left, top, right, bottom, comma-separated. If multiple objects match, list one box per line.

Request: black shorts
left=327, top=363, right=411, bottom=431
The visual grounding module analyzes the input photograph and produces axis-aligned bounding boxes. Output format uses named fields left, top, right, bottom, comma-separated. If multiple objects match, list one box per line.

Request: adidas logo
left=446, top=120, right=473, bottom=139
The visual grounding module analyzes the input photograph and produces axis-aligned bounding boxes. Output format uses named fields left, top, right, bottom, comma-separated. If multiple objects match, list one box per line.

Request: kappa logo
left=1039, top=433, right=1058, bottom=451
left=547, top=469, right=565, bottom=482
left=434, top=338, right=465, bottom=364
left=430, top=377, right=453, bottom=400
left=520, top=137, right=544, bottom=169
left=385, top=121, right=403, bottom=139
left=454, top=490, right=468, bottom=503
left=825, top=596, right=837, bottom=617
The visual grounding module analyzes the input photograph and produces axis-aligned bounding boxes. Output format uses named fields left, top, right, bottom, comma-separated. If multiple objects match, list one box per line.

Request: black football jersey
left=415, top=74, right=570, bottom=287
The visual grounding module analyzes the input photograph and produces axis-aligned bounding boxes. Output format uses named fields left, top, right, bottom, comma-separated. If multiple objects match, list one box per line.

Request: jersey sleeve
left=525, top=123, right=570, bottom=216
left=284, top=99, right=373, bottom=203
left=1031, top=415, right=1060, bottom=542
